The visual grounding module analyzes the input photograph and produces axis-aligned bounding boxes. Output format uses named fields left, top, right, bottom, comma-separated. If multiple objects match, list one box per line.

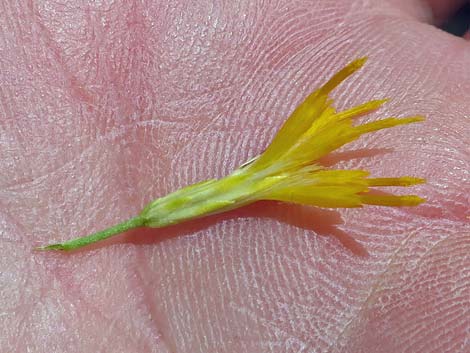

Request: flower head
left=38, top=57, right=425, bottom=251
left=242, top=57, right=425, bottom=208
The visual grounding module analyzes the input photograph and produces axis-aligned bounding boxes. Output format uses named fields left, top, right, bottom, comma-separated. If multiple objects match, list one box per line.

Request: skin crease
left=0, top=0, right=469, bottom=352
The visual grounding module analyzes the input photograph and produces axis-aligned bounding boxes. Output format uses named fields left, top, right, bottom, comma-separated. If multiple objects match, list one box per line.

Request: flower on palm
left=39, top=57, right=425, bottom=251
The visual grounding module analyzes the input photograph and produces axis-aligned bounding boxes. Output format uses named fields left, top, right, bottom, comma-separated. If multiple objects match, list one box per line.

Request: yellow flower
left=38, top=57, right=425, bottom=251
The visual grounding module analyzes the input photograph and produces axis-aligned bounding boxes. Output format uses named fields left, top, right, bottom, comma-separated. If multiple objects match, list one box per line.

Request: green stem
left=36, top=216, right=145, bottom=251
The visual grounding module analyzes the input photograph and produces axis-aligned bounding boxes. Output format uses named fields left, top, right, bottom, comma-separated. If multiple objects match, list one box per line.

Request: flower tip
left=405, top=177, right=426, bottom=186
left=367, top=98, right=390, bottom=110
left=405, top=195, right=426, bottom=206
left=377, top=98, right=390, bottom=105
left=320, top=57, right=369, bottom=95
left=351, top=56, right=368, bottom=69
left=342, top=57, right=368, bottom=77
left=409, top=115, right=425, bottom=123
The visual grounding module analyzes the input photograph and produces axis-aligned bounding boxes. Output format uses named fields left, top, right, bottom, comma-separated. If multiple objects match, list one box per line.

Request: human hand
left=1, top=0, right=469, bottom=352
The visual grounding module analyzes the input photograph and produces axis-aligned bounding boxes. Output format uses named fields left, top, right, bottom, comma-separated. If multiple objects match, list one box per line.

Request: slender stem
left=36, top=216, right=145, bottom=251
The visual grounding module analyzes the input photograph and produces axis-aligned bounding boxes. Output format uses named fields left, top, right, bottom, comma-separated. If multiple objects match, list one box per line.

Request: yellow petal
left=282, top=117, right=356, bottom=164
left=263, top=169, right=370, bottom=208
left=283, top=115, right=424, bottom=167
left=296, top=169, right=370, bottom=186
left=353, top=116, right=425, bottom=135
left=366, top=177, right=426, bottom=187
left=266, top=185, right=366, bottom=208
left=319, top=57, right=367, bottom=94
left=360, top=194, right=426, bottom=206
left=260, top=167, right=426, bottom=209
left=334, top=99, right=389, bottom=121
left=250, top=58, right=367, bottom=170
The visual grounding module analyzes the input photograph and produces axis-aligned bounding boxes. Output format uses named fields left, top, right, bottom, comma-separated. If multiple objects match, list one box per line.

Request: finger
left=388, top=0, right=468, bottom=24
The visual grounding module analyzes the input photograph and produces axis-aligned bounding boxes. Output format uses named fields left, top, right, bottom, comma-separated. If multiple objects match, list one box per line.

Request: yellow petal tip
left=406, top=115, right=425, bottom=123
left=399, top=195, right=426, bottom=206
left=350, top=57, right=368, bottom=69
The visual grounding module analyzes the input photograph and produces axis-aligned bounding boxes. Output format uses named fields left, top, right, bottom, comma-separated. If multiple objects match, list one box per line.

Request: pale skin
left=1, top=0, right=469, bottom=352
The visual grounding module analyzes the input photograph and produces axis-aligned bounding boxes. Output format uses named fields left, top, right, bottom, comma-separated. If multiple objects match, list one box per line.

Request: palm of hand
left=1, top=1, right=469, bottom=352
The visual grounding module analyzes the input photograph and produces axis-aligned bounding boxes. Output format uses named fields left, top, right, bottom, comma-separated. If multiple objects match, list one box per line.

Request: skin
left=0, top=0, right=469, bottom=352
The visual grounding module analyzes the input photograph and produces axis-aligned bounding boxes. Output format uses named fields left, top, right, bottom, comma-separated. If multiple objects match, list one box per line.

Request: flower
left=242, top=57, right=425, bottom=208
left=38, top=57, right=425, bottom=251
